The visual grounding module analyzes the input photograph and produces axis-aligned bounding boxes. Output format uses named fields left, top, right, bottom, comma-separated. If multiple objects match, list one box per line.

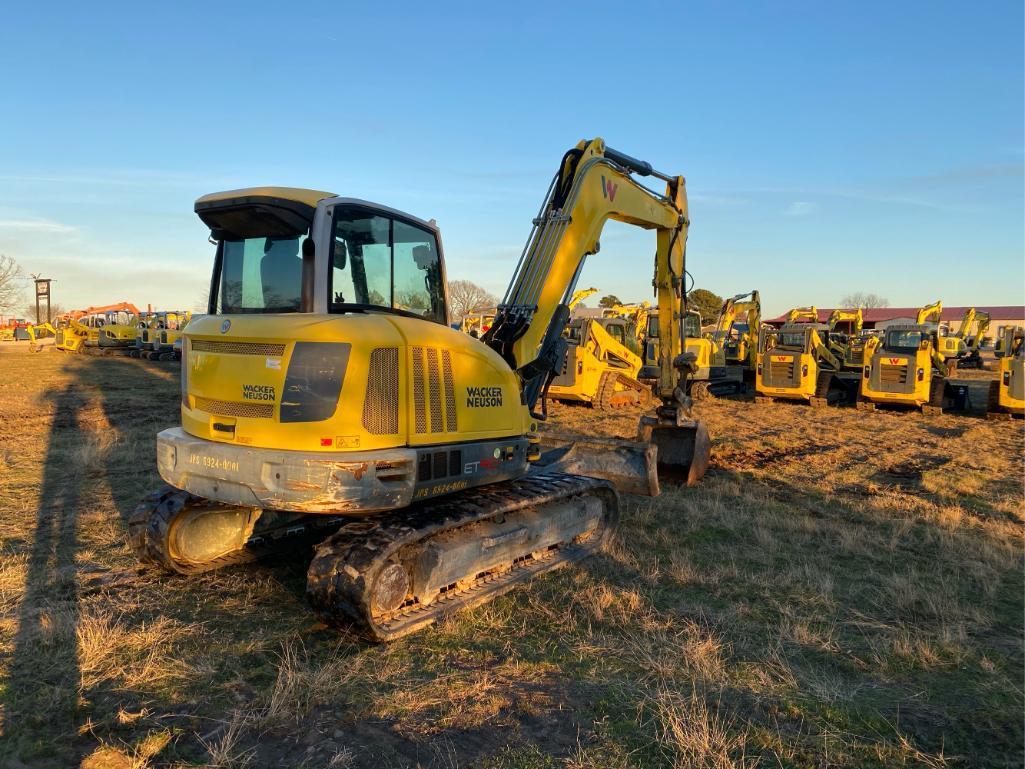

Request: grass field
left=0, top=344, right=1021, bottom=768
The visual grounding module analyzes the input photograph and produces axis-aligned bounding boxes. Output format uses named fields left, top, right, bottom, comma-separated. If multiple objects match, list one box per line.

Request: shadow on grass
left=0, top=354, right=178, bottom=765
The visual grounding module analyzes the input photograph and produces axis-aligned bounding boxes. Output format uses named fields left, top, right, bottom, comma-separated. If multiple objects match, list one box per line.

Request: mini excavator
left=131, top=139, right=710, bottom=641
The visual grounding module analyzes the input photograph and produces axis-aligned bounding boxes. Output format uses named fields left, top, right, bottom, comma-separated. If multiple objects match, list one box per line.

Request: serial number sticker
left=188, top=454, right=240, bottom=473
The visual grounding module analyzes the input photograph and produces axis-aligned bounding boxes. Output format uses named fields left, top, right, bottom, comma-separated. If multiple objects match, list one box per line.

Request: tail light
left=917, top=368, right=924, bottom=381
left=1004, top=372, right=1011, bottom=385
left=801, top=364, right=808, bottom=377
left=757, top=364, right=762, bottom=375
left=863, top=366, right=870, bottom=379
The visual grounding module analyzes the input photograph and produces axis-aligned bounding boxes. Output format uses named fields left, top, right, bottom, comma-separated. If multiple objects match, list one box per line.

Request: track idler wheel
left=129, top=485, right=261, bottom=574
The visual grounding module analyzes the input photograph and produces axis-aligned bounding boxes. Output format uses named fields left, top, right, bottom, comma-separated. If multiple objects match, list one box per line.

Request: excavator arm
left=809, top=329, right=841, bottom=370
left=484, top=138, right=689, bottom=419
left=787, top=306, right=819, bottom=324
left=916, top=300, right=942, bottom=325
left=568, top=287, right=598, bottom=311
left=828, top=309, right=863, bottom=335
left=969, top=312, right=991, bottom=351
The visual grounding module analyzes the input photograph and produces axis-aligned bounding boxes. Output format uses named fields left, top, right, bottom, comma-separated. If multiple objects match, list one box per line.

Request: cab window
left=330, top=207, right=446, bottom=323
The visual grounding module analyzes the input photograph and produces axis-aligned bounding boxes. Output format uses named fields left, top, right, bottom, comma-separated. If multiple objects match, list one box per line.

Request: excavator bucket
left=637, top=417, right=711, bottom=487
left=535, top=419, right=711, bottom=496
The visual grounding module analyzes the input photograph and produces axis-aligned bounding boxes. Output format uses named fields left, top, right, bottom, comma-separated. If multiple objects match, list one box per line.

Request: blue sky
left=0, top=1, right=1021, bottom=317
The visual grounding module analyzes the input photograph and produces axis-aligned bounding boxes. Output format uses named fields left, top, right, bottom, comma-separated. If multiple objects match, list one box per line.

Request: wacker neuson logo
left=466, top=386, right=503, bottom=408
left=242, top=384, right=276, bottom=401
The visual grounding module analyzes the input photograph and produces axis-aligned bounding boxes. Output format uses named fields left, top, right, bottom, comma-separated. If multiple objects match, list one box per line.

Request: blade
left=533, top=433, right=660, bottom=496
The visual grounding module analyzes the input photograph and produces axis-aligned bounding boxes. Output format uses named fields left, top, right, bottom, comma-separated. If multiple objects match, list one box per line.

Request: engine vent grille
left=194, top=396, right=274, bottom=419
left=768, top=359, right=795, bottom=385
left=191, top=340, right=286, bottom=356
left=412, top=346, right=457, bottom=433
left=362, top=347, right=399, bottom=434
left=881, top=363, right=908, bottom=385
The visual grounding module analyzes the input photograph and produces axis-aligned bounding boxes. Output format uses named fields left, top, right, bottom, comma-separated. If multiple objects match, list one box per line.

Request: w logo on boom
left=600, top=175, right=618, bottom=202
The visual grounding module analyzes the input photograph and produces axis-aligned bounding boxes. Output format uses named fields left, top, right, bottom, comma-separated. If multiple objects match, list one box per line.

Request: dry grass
left=0, top=346, right=1021, bottom=768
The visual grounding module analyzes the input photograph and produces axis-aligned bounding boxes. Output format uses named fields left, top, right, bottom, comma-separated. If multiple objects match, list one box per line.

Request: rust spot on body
left=332, top=462, right=370, bottom=481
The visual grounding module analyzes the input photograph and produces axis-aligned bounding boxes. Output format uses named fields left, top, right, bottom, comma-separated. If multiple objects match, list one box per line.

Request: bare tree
left=448, top=279, right=497, bottom=320
left=840, top=292, right=889, bottom=309
left=21, top=300, right=66, bottom=324
left=0, top=256, right=24, bottom=314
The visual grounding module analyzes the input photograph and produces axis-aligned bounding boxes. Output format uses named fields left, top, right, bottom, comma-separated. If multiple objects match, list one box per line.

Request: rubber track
left=129, top=485, right=343, bottom=575
left=306, top=472, right=618, bottom=642
left=596, top=370, right=646, bottom=410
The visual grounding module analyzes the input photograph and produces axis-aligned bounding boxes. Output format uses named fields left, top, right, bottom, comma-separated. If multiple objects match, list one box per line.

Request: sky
left=0, top=1, right=1022, bottom=318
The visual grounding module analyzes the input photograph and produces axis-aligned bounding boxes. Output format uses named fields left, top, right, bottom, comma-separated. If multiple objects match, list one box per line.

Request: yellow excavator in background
left=756, top=306, right=857, bottom=406
left=915, top=300, right=967, bottom=362
left=954, top=308, right=990, bottom=369
left=601, top=301, right=650, bottom=351
left=568, top=287, right=599, bottom=311
left=130, top=139, right=710, bottom=642
left=858, top=300, right=955, bottom=413
left=988, top=326, right=1023, bottom=418
left=26, top=321, right=58, bottom=351
left=718, top=291, right=761, bottom=371
left=96, top=303, right=145, bottom=354
left=150, top=311, right=192, bottom=360
left=826, top=308, right=874, bottom=370
left=55, top=314, right=90, bottom=353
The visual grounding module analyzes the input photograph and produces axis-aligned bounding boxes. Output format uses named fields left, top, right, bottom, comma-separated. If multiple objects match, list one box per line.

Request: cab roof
left=195, top=187, right=337, bottom=209
left=195, top=187, right=337, bottom=239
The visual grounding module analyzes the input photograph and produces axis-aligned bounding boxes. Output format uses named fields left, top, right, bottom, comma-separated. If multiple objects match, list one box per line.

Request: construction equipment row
left=24, top=306, right=192, bottom=360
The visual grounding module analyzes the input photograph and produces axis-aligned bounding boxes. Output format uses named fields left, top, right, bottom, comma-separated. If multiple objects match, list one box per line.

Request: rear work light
left=917, top=368, right=925, bottom=381
left=801, top=364, right=808, bottom=377
left=863, top=366, right=870, bottom=379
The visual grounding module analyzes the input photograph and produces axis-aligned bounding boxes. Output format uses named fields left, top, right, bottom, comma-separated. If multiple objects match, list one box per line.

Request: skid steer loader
left=547, top=316, right=650, bottom=409
left=987, top=326, right=1023, bottom=419
left=131, top=139, right=711, bottom=642
left=755, top=308, right=859, bottom=406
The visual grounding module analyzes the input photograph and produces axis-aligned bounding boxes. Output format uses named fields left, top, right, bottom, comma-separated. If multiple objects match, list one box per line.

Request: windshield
left=217, top=235, right=304, bottom=313
left=777, top=331, right=807, bottom=349
left=886, top=330, right=924, bottom=351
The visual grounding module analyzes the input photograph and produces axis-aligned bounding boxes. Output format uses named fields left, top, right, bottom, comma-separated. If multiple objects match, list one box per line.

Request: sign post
left=34, top=278, right=52, bottom=324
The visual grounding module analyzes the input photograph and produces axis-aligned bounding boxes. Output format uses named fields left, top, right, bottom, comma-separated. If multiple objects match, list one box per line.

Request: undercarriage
left=130, top=472, right=618, bottom=642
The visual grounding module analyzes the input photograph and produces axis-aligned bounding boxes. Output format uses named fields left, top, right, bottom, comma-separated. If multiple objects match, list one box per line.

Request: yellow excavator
left=988, top=326, right=1023, bottom=418
left=548, top=314, right=649, bottom=409
left=717, top=291, right=761, bottom=370
left=641, top=295, right=756, bottom=399
left=858, top=301, right=955, bottom=413
left=150, top=311, right=192, bottom=360
left=827, top=308, right=866, bottom=370
left=130, top=139, right=710, bottom=642
left=26, top=321, right=57, bottom=351
left=954, top=308, right=991, bottom=370
left=55, top=314, right=90, bottom=353
left=756, top=306, right=857, bottom=406
left=96, top=303, right=144, bottom=354
left=601, top=301, right=650, bottom=351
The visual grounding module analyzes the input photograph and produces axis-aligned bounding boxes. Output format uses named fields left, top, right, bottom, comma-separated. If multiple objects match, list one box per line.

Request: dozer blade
left=637, top=417, right=711, bottom=487
left=533, top=433, right=660, bottom=496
